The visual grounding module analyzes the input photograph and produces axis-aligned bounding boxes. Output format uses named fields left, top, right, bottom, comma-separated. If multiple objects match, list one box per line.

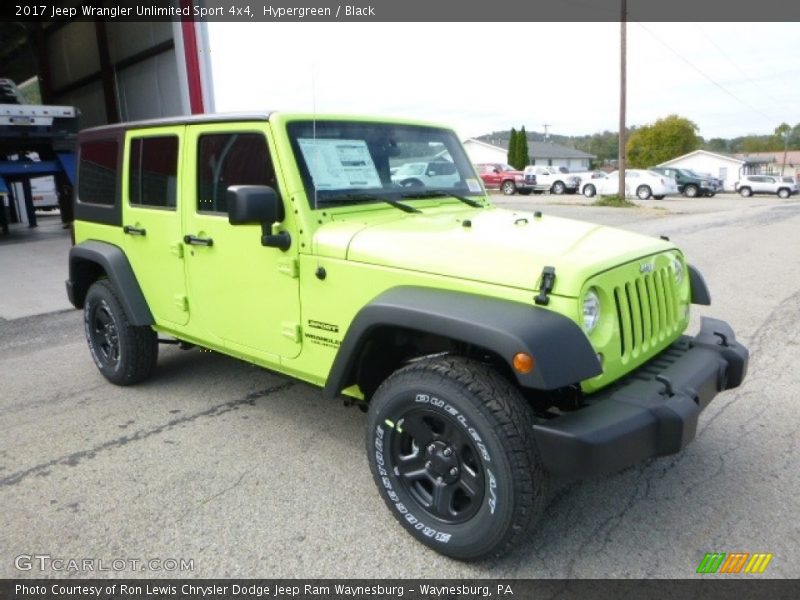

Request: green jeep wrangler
left=67, top=113, right=748, bottom=560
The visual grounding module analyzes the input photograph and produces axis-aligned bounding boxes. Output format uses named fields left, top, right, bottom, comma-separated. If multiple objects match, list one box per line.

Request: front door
left=182, top=123, right=301, bottom=360
left=122, top=127, right=189, bottom=326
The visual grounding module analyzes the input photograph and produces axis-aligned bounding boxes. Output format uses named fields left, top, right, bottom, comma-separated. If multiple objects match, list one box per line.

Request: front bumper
left=533, top=317, right=748, bottom=477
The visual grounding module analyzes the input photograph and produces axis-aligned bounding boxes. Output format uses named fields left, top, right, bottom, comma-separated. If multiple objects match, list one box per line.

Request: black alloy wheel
left=89, top=299, right=120, bottom=367
left=390, top=407, right=485, bottom=524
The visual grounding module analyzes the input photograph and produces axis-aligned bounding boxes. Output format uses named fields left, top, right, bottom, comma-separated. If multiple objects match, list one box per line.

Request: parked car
left=391, top=160, right=461, bottom=188
left=586, top=169, right=679, bottom=200
left=735, top=174, right=797, bottom=198
left=522, top=165, right=580, bottom=194
left=573, top=170, right=608, bottom=196
left=650, top=167, right=718, bottom=197
left=475, top=163, right=534, bottom=195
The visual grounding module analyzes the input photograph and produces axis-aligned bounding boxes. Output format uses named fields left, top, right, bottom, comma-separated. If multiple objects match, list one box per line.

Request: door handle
left=183, top=234, right=214, bottom=247
left=123, top=225, right=146, bottom=236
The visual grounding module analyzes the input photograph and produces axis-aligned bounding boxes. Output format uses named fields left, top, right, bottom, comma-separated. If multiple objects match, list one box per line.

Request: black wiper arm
left=401, top=189, right=483, bottom=208
left=315, top=193, right=421, bottom=213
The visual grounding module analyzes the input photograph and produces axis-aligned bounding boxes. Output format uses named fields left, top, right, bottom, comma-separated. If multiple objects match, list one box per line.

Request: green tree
left=626, top=114, right=701, bottom=168
left=515, top=126, right=530, bottom=169
left=507, top=128, right=518, bottom=167
left=706, top=138, right=729, bottom=153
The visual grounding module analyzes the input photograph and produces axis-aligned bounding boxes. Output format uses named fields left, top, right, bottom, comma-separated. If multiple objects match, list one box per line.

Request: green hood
left=314, top=207, right=673, bottom=297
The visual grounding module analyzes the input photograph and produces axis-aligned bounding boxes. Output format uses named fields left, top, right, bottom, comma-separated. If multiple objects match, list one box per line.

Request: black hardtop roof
left=78, top=112, right=274, bottom=137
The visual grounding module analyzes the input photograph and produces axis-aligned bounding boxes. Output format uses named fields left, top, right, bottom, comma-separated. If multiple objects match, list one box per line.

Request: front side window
left=197, top=133, right=275, bottom=214
left=129, top=136, right=178, bottom=208
left=287, top=120, right=481, bottom=209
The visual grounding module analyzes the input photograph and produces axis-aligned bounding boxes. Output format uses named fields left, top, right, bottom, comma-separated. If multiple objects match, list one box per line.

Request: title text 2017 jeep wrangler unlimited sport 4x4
left=67, top=113, right=748, bottom=560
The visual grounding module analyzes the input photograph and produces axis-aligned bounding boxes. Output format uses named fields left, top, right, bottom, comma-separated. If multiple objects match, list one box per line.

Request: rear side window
left=78, top=140, right=119, bottom=205
left=129, top=136, right=179, bottom=208
left=196, top=133, right=274, bottom=214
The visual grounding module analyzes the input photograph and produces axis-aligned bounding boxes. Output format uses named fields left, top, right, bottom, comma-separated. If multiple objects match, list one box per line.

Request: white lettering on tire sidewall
left=374, top=392, right=502, bottom=545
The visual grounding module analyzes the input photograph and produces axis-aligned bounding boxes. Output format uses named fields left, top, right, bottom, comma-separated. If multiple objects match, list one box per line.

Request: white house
left=462, top=138, right=595, bottom=171
left=657, top=150, right=762, bottom=192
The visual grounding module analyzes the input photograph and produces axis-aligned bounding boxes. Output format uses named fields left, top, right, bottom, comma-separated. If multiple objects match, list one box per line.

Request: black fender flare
left=688, top=264, right=711, bottom=305
left=66, top=240, right=154, bottom=326
left=323, top=286, right=602, bottom=398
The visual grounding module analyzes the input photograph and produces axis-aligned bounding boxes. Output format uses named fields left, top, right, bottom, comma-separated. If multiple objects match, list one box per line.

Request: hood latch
left=534, top=266, right=556, bottom=306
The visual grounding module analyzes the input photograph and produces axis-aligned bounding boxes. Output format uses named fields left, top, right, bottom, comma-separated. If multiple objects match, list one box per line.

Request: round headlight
left=582, top=288, right=601, bottom=333
left=673, top=257, right=684, bottom=285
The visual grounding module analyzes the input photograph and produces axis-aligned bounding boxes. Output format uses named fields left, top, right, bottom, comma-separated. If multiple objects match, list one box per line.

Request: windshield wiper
left=315, top=193, right=421, bottom=213
left=400, top=189, right=484, bottom=208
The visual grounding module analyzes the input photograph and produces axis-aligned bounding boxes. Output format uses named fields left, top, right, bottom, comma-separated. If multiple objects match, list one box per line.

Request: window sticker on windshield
left=298, top=138, right=382, bottom=190
left=466, top=178, right=482, bottom=193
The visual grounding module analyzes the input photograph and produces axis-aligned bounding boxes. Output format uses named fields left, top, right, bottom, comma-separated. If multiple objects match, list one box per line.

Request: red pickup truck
left=476, top=163, right=535, bottom=195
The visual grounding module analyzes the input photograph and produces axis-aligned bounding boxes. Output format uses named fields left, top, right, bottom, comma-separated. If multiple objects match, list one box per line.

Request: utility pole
left=781, top=130, right=789, bottom=176
left=542, top=124, right=551, bottom=142
left=618, top=0, right=627, bottom=199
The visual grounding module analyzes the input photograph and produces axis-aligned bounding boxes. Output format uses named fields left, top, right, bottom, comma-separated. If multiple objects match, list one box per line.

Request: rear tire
left=583, top=184, right=596, bottom=198
left=636, top=185, right=652, bottom=200
left=366, top=356, right=547, bottom=560
left=84, top=280, right=158, bottom=385
left=739, top=187, right=752, bottom=197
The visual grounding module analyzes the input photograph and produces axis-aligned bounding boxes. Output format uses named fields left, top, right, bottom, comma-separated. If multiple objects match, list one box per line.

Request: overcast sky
left=206, top=22, right=799, bottom=141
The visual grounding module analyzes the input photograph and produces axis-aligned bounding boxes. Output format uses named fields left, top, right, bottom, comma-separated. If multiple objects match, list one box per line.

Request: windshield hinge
left=281, top=322, right=302, bottom=343
left=534, top=266, right=556, bottom=306
left=278, top=257, right=299, bottom=279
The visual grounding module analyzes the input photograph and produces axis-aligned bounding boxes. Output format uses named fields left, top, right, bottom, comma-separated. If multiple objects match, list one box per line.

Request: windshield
left=287, top=120, right=483, bottom=209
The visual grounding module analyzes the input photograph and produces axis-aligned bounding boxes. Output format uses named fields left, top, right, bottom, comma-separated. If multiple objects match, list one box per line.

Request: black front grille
left=613, top=266, right=681, bottom=359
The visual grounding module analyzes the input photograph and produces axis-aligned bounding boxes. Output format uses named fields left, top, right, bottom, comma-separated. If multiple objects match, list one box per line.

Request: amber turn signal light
left=512, top=352, right=535, bottom=374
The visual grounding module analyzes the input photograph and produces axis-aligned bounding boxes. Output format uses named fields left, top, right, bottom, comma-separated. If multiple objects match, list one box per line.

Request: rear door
left=122, top=127, right=189, bottom=326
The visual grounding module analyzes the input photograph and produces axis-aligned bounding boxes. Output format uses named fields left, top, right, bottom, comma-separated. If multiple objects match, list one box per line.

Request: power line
left=635, top=22, right=782, bottom=127
left=694, top=24, right=788, bottom=115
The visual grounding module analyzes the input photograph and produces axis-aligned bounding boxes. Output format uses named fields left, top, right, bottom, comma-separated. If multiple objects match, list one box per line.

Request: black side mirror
left=227, top=185, right=283, bottom=225
left=227, top=185, right=290, bottom=251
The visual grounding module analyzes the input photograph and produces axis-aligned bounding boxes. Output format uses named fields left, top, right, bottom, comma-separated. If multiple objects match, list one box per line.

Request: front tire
left=84, top=280, right=158, bottom=385
left=583, top=184, right=596, bottom=198
left=501, top=180, right=517, bottom=195
left=366, top=356, right=547, bottom=560
left=636, top=185, right=652, bottom=200
left=778, top=188, right=790, bottom=199
left=684, top=184, right=699, bottom=198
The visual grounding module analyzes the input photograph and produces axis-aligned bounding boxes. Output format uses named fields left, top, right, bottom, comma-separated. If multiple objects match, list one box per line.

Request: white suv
left=736, top=174, right=797, bottom=198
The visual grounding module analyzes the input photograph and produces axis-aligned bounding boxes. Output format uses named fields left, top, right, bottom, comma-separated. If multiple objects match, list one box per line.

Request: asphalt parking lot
left=1, top=192, right=799, bottom=578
